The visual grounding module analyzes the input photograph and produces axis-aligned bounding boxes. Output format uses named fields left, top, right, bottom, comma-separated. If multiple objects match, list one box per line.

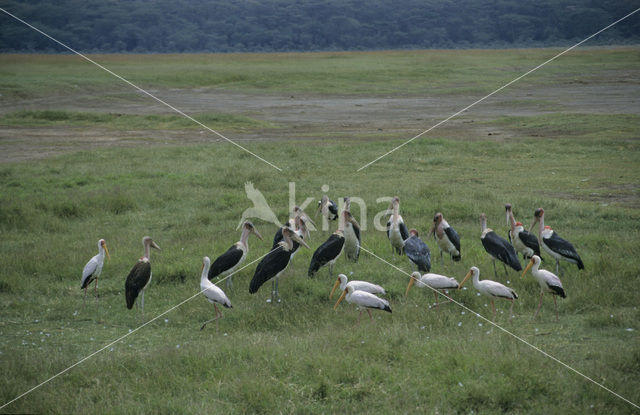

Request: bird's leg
left=534, top=291, right=544, bottom=318
left=356, top=309, right=363, bottom=327
left=83, top=288, right=88, bottom=306
left=328, top=263, right=333, bottom=277
left=141, top=290, right=145, bottom=316
left=553, top=295, right=559, bottom=321
left=502, top=263, right=509, bottom=277
left=226, top=276, right=233, bottom=291
left=509, top=299, right=514, bottom=319
left=492, top=260, right=498, bottom=278
left=440, top=250, right=444, bottom=265
left=200, top=304, right=222, bottom=330
left=434, top=290, right=440, bottom=310
left=94, top=277, right=99, bottom=299
left=555, top=259, right=560, bottom=276
left=491, top=299, right=496, bottom=320
left=367, top=309, right=373, bottom=322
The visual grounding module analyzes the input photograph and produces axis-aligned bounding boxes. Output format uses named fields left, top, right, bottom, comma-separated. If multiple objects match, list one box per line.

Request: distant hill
left=1, top=0, right=638, bottom=53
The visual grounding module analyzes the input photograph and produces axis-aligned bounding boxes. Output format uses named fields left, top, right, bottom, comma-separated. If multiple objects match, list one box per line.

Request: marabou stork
left=329, top=273, right=385, bottom=299
left=429, top=212, right=461, bottom=263
left=272, top=206, right=312, bottom=262
left=200, top=256, right=232, bottom=330
left=386, top=196, right=409, bottom=255
left=249, top=226, right=309, bottom=302
left=505, top=203, right=540, bottom=263
left=208, top=221, right=263, bottom=290
left=317, top=194, right=338, bottom=220
left=125, top=236, right=161, bottom=314
left=342, top=197, right=361, bottom=262
left=81, top=239, right=110, bottom=304
left=308, top=210, right=357, bottom=277
left=522, top=255, right=566, bottom=320
left=333, top=285, right=391, bottom=325
left=405, top=271, right=459, bottom=309
left=459, top=266, right=518, bottom=320
left=531, top=208, right=584, bottom=275
left=480, top=213, right=522, bottom=277
left=404, top=229, right=431, bottom=272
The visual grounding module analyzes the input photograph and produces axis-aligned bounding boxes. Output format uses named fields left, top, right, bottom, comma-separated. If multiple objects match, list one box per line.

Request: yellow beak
left=103, top=243, right=111, bottom=260
left=329, top=279, right=340, bottom=299
left=333, top=289, right=347, bottom=310
left=459, top=270, right=472, bottom=289
left=405, top=278, right=415, bottom=297
left=522, top=259, right=534, bottom=278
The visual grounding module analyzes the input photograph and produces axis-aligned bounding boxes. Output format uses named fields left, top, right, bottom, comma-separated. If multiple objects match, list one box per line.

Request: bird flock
left=81, top=198, right=583, bottom=328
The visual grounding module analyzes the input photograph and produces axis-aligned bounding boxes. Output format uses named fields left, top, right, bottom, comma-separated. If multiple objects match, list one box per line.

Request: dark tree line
left=0, top=0, right=638, bottom=53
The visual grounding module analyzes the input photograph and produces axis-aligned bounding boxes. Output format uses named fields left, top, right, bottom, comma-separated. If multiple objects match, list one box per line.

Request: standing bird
left=80, top=239, right=110, bottom=304
left=250, top=227, right=309, bottom=302
left=272, top=206, right=312, bottom=263
left=404, top=229, right=431, bottom=272
left=333, top=285, right=391, bottom=325
left=317, top=194, right=338, bottom=220
left=505, top=203, right=540, bottom=263
left=342, top=198, right=361, bottom=262
left=208, top=221, right=263, bottom=290
left=329, top=273, right=385, bottom=299
left=530, top=208, right=584, bottom=275
left=480, top=213, right=522, bottom=277
left=125, top=236, right=161, bottom=314
left=386, top=196, right=409, bottom=255
left=405, top=271, right=459, bottom=309
left=308, top=210, right=358, bottom=277
left=429, top=212, right=461, bottom=263
left=200, top=256, right=232, bottom=330
left=522, top=255, right=566, bottom=320
left=459, top=266, right=518, bottom=320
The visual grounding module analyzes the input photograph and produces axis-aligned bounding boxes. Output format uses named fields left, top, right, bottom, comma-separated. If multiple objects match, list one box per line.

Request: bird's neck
left=507, top=210, right=516, bottom=231
left=480, top=216, right=487, bottom=232
left=201, top=266, right=210, bottom=282
left=337, top=214, right=346, bottom=233
left=538, top=215, right=545, bottom=240
left=143, top=243, right=151, bottom=260
left=239, top=227, right=251, bottom=248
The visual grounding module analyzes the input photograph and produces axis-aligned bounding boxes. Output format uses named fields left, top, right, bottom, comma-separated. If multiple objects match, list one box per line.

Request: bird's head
left=515, top=221, right=523, bottom=227
left=534, top=208, right=544, bottom=218
left=330, top=274, right=348, bottom=299
left=142, top=236, right=161, bottom=251
left=99, top=239, right=110, bottom=260
left=459, top=266, right=479, bottom=289
left=522, top=255, right=541, bottom=278
left=409, top=229, right=419, bottom=237
left=405, top=271, right=422, bottom=297
left=505, top=203, right=512, bottom=211
left=244, top=221, right=263, bottom=241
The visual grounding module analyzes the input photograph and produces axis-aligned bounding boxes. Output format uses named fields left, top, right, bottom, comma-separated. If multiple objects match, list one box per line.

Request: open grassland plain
left=1, top=48, right=639, bottom=413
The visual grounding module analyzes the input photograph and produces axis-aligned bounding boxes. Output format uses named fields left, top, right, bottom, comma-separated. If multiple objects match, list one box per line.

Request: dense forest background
left=1, top=0, right=638, bottom=53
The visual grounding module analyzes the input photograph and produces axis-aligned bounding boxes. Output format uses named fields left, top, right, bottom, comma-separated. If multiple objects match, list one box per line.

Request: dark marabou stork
left=404, top=229, right=431, bottom=272
left=459, top=266, right=518, bottom=320
left=249, top=226, right=309, bottom=303
left=531, top=208, right=584, bottom=275
left=81, top=239, right=110, bottom=304
left=308, top=209, right=357, bottom=277
left=200, top=256, right=232, bottom=330
left=505, top=204, right=540, bottom=263
left=125, top=236, right=161, bottom=314
left=386, top=196, right=409, bottom=255
left=342, top=197, right=361, bottom=262
left=429, top=212, right=461, bottom=263
left=480, top=213, right=522, bottom=277
left=522, top=255, right=565, bottom=320
left=272, top=206, right=312, bottom=257
left=317, top=194, right=338, bottom=221
left=208, top=221, right=263, bottom=290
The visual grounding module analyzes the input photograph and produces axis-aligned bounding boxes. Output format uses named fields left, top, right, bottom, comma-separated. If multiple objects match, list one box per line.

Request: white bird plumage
left=81, top=239, right=110, bottom=304
left=522, top=255, right=566, bottom=320
left=200, top=256, right=232, bottom=330
left=460, top=266, right=518, bottom=319
left=329, top=273, right=385, bottom=299
left=405, top=271, right=459, bottom=309
left=334, top=285, right=391, bottom=324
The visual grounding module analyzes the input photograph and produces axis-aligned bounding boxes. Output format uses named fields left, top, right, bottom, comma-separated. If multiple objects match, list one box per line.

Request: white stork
left=329, top=273, right=385, bottom=299
left=200, top=256, right=232, bottom=330
left=459, top=266, right=518, bottom=320
left=342, top=197, right=361, bottom=262
left=530, top=208, right=584, bottom=275
left=505, top=203, right=541, bottom=263
left=209, top=221, right=262, bottom=290
left=429, top=212, right=461, bottom=263
left=308, top=210, right=357, bottom=277
left=317, top=194, right=338, bottom=220
left=125, top=236, right=161, bottom=315
left=250, top=226, right=309, bottom=303
left=480, top=213, right=522, bottom=277
left=386, top=196, right=409, bottom=255
left=405, top=271, right=459, bottom=309
left=333, top=285, right=391, bottom=325
left=522, top=255, right=566, bottom=320
left=404, top=229, right=431, bottom=272
left=80, top=238, right=110, bottom=304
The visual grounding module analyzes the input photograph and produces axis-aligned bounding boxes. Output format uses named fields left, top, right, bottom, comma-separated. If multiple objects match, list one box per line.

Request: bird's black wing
left=272, top=227, right=284, bottom=249
left=352, top=224, right=361, bottom=243
left=544, top=232, right=584, bottom=269
left=404, top=236, right=431, bottom=272
left=125, top=261, right=151, bottom=309
left=399, top=221, right=410, bottom=242
left=386, top=219, right=391, bottom=240
left=445, top=226, right=461, bottom=253
left=482, top=232, right=522, bottom=271
left=518, top=230, right=541, bottom=257
left=308, top=234, right=345, bottom=277
left=208, top=245, right=243, bottom=280
left=507, top=229, right=512, bottom=244
left=249, top=247, right=290, bottom=293
left=328, top=200, right=338, bottom=220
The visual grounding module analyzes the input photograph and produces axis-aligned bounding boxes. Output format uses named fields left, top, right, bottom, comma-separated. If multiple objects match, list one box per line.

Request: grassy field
left=1, top=48, right=640, bottom=414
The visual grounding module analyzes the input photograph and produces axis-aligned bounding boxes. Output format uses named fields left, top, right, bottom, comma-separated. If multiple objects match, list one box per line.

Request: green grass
left=1, top=49, right=640, bottom=413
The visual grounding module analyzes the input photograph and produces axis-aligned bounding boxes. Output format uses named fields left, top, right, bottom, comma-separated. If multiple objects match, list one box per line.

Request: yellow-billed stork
left=200, top=256, right=232, bottom=330
left=505, top=203, right=541, bottom=263
left=459, top=266, right=518, bottom=320
left=429, top=212, right=461, bottom=263
left=329, top=273, right=385, bottom=299
left=405, top=271, right=459, bottom=309
left=333, top=285, right=391, bottom=325
left=81, top=239, right=110, bottom=304
left=522, top=255, right=566, bottom=320
left=531, top=208, right=584, bottom=275
left=480, top=213, right=522, bottom=277
left=386, top=196, right=409, bottom=255
left=125, top=236, right=160, bottom=315
left=209, top=221, right=262, bottom=290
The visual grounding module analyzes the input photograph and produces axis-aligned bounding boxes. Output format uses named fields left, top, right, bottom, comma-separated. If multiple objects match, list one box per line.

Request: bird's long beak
left=459, top=270, right=472, bottom=289
left=103, top=243, right=111, bottom=260
left=152, top=241, right=161, bottom=251
left=528, top=216, right=538, bottom=232
left=252, top=228, right=263, bottom=241
left=522, top=259, right=534, bottom=278
left=427, top=223, right=435, bottom=239
left=291, top=232, right=309, bottom=249
left=329, top=278, right=340, bottom=299
left=405, top=278, right=415, bottom=297
left=333, top=289, right=347, bottom=310
left=349, top=215, right=360, bottom=229
left=201, top=263, right=205, bottom=273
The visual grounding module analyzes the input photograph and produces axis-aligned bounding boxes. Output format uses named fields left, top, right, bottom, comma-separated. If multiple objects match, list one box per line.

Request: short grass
left=1, top=49, right=640, bottom=413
